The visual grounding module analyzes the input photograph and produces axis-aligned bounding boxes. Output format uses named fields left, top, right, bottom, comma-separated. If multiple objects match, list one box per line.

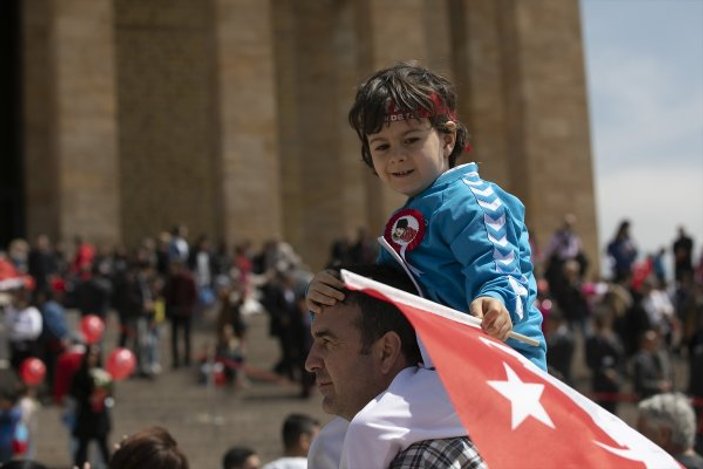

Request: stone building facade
left=21, top=0, right=598, bottom=272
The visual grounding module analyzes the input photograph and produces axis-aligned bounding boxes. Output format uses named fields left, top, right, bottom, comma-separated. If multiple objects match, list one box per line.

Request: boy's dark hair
left=281, top=413, right=319, bottom=450
left=109, top=426, right=189, bottom=469
left=222, top=446, right=257, bottom=469
left=335, top=264, right=422, bottom=365
left=348, top=63, right=469, bottom=170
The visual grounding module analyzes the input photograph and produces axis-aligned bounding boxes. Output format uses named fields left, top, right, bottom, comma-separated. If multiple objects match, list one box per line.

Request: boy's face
left=367, top=118, right=455, bottom=197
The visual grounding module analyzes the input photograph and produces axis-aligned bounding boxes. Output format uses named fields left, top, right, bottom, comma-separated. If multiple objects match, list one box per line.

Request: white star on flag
left=487, top=362, right=555, bottom=430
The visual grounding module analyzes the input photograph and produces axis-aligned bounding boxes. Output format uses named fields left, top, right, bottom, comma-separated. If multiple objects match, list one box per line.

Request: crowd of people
left=0, top=411, right=319, bottom=469
left=537, top=217, right=703, bottom=461
left=0, top=215, right=701, bottom=466
left=0, top=225, right=321, bottom=466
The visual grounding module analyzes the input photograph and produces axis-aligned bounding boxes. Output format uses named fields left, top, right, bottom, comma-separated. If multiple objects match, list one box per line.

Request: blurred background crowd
left=0, top=216, right=701, bottom=466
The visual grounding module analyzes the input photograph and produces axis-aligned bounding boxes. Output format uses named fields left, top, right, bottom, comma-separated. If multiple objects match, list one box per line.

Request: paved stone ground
left=30, top=308, right=329, bottom=469
left=22, top=306, right=690, bottom=469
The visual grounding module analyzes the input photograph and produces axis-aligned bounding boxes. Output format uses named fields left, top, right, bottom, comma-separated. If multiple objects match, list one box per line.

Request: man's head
left=280, top=413, right=320, bottom=457
left=563, top=213, right=576, bottom=231
left=222, top=446, right=260, bottom=469
left=109, top=426, right=189, bottom=469
left=637, top=393, right=697, bottom=455
left=639, top=329, right=661, bottom=352
left=305, top=264, right=421, bottom=420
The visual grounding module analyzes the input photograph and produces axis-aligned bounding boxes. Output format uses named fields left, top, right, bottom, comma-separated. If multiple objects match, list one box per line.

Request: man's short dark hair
left=109, top=426, right=189, bottom=469
left=281, top=413, right=319, bottom=450
left=335, top=264, right=422, bottom=365
left=222, top=446, right=257, bottom=469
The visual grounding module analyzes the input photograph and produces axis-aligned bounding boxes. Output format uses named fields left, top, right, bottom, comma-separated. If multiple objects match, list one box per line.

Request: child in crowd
left=0, top=379, right=29, bottom=463
left=306, top=63, right=546, bottom=369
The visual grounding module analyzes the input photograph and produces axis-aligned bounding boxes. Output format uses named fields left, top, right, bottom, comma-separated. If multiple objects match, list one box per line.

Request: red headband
left=383, top=93, right=471, bottom=153
left=383, top=92, right=457, bottom=123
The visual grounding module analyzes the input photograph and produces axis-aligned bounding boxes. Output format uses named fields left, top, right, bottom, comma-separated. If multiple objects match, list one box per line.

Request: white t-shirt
left=308, top=366, right=466, bottom=469
left=262, top=456, right=308, bottom=469
left=5, top=305, right=42, bottom=342
left=308, top=417, right=348, bottom=469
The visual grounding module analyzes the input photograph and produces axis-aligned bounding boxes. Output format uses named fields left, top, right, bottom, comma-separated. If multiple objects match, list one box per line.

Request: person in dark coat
left=633, top=329, right=674, bottom=400
left=70, top=344, right=111, bottom=467
left=585, top=306, right=626, bottom=415
left=544, top=308, right=575, bottom=385
left=73, top=263, right=112, bottom=320
left=673, top=226, right=695, bottom=284
left=27, top=234, right=57, bottom=295
left=163, top=260, right=197, bottom=368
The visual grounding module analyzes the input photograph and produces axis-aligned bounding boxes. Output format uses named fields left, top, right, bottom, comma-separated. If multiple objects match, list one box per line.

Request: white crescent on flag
left=340, top=269, right=682, bottom=469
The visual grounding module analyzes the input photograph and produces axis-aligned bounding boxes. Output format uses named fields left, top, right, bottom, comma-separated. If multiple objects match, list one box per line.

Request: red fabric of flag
left=342, top=270, right=680, bottom=469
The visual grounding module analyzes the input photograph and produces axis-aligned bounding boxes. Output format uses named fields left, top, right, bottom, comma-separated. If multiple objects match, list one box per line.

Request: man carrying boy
left=305, top=265, right=485, bottom=468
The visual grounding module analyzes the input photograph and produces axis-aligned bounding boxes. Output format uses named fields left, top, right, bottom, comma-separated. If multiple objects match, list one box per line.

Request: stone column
left=23, top=0, right=58, bottom=241
left=449, top=0, right=511, bottom=180
left=501, top=0, right=599, bottom=273
left=23, top=0, right=120, bottom=246
left=214, top=0, right=282, bottom=247
left=448, top=0, right=598, bottom=273
left=115, top=1, right=220, bottom=247
left=272, top=0, right=369, bottom=270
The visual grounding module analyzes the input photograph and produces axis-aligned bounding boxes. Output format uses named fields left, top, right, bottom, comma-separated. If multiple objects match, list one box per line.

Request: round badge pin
left=384, top=209, right=426, bottom=254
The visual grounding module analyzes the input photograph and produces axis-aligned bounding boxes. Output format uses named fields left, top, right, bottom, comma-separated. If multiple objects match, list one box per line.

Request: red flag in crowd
left=0, top=255, right=31, bottom=291
left=341, top=270, right=681, bottom=469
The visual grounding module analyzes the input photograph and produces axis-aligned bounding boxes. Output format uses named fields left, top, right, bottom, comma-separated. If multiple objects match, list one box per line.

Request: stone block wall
left=114, top=0, right=220, bottom=247
left=23, top=0, right=120, bottom=247
left=20, top=0, right=599, bottom=273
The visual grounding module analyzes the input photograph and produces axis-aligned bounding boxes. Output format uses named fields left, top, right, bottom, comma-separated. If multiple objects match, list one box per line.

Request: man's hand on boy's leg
left=470, top=296, right=513, bottom=342
left=306, top=269, right=347, bottom=314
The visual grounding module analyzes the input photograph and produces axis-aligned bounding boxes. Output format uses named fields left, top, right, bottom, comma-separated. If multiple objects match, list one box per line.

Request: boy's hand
left=305, top=269, right=346, bottom=314
left=470, top=296, right=513, bottom=341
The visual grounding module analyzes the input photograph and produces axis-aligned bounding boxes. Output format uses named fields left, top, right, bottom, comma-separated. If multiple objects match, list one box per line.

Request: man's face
left=240, top=454, right=261, bottom=469
left=305, top=302, right=385, bottom=420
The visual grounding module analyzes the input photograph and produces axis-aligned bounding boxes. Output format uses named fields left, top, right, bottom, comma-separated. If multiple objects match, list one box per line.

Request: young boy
left=307, top=63, right=546, bottom=370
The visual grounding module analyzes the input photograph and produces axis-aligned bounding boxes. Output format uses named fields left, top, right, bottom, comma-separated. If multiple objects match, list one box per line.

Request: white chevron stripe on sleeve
left=484, top=213, right=506, bottom=231
left=493, top=249, right=515, bottom=265
left=469, top=186, right=495, bottom=198
left=488, top=234, right=509, bottom=248
left=463, top=177, right=485, bottom=187
left=508, top=276, right=528, bottom=320
left=477, top=198, right=503, bottom=212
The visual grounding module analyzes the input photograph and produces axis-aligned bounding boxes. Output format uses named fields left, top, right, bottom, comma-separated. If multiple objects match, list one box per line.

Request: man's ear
left=376, top=331, right=403, bottom=374
left=299, top=432, right=313, bottom=452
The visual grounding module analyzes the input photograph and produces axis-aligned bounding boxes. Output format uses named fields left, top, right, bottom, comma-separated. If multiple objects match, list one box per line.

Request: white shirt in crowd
left=262, top=456, right=308, bottom=469
left=4, top=305, right=42, bottom=342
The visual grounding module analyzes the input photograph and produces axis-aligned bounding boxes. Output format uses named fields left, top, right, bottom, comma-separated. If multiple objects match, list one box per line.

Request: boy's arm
left=445, top=187, right=534, bottom=328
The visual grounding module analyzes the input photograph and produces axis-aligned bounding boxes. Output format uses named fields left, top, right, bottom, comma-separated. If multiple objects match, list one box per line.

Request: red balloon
left=20, top=358, right=46, bottom=386
left=106, top=348, right=136, bottom=381
left=80, top=315, right=105, bottom=344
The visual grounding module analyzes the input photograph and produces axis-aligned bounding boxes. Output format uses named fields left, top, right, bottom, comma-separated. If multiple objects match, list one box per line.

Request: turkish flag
left=341, top=270, right=681, bottom=469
